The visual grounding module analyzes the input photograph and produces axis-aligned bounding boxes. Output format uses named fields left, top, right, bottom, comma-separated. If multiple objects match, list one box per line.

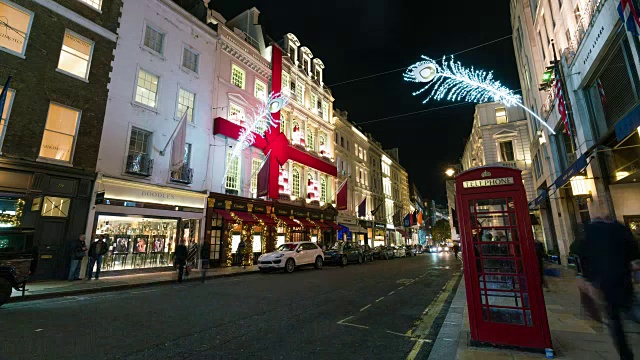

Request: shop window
left=0, top=233, right=26, bottom=253
left=252, top=234, right=262, bottom=253
left=209, top=212, right=223, bottom=264
left=57, top=30, right=94, bottom=81
left=499, top=141, right=515, bottom=162
left=0, top=87, right=15, bottom=150
left=225, top=152, right=240, bottom=193
left=41, top=196, right=70, bottom=217
left=181, top=47, right=199, bottom=73
left=135, top=69, right=159, bottom=109
left=229, top=103, right=244, bottom=124
left=291, top=167, right=301, bottom=198
left=231, top=64, right=245, bottom=89
left=143, top=24, right=165, bottom=55
left=79, top=0, right=101, bottom=10
left=176, top=87, right=195, bottom=122
left=0, top=1, right=33, bottom=57
left=251, top=158, right=261, bottom=197
left=495, top=107, right=508, bottom=124
left=255, top=79, right=267, bottom=101
left=39, top=103, right=80, bottom=163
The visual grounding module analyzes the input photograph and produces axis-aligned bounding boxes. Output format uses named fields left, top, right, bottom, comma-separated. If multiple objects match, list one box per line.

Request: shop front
left=373, top=223, right=386, bottom=247
left=89, top=177, right=206, bottom=274
left=359, top=220, right=373, bottom=247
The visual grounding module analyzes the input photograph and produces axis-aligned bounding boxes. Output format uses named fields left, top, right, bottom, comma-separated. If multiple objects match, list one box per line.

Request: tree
left=432, top=219, right=451, bottom=243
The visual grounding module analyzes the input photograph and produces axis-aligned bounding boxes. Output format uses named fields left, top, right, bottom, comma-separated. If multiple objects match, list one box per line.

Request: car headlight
left=274, top=253, right=284, bottom=258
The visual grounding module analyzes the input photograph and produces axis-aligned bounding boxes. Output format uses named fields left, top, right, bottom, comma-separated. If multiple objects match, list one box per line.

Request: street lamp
left=445, top=168, right=456, bottom=177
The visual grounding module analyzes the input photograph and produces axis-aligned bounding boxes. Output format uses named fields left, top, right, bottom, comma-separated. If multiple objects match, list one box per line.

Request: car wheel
left=341, top=255, right=348, bottom=267
left=0, top=278, right=12, bottom=308
left=314, top=256, right=323, bottom=269
left=285, top=258, right=295, bottom=273
left=357, top=255, right=363, bottom=264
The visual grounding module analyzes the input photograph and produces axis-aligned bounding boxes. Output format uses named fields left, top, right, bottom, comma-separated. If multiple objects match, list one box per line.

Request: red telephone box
left=456, top=167, right=552, bottom=351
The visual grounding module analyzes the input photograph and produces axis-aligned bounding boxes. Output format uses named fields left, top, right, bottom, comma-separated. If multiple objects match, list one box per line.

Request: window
left=495, top=107, right=508, bottom=124
left=565, top=29, right=571, bottom=47
left=280, top=119, right=287, bottom=134
left=354, top=144, right=359, bottom=156
left=225, top=153, right=240, bottom=191
left=320, top=177, right=327, bottom=202
left=41, top=196, right=70, bottom=217
left=57, top=30, right=93, bottom=80
left=533, top=152, right=543, bottom=179
left=310, top=92, right=317, bottom=111
left=176, top=87, right=195, bottom=122
left=291, top=168, right=300, bottom=197
left=182, top=47, right=199, bottom=73
left=549, top=5, right=556, bottom=29
left=322, top=101, right=329, bottom=121
left=143, top=24, right=164, bottom=55
left=79, top=0, right=101, bottom=10
left=231, top=64, right=245, bottom=89
left=251, top=158, right=262, bottom=197
left=295, top=81, right=304, bottom=104
left=0, top=87, right=15, bottom=149
left=282, top=72, right=290, bottom=94
left=128, top=127, right=151, bottom=156
left=307, top=129, right=314, bottom=150
left=255, top=80, right=267, bottom=101
left=558, top=0, right=562, bottom=8
left=574, top=4, right=581, bottom=27
left=538, top=31, right=546, bottom=61
left=229, top=103, right=244, bottom=124
left=39, top=103, right=80, bottom=163
left=0, top=1, right=34, bottom=57
left=499, top=141, right=515, bottom=162
left=135, top=69, right=159, bottom=108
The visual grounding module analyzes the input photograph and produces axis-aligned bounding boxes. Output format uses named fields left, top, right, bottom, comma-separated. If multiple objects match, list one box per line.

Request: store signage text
left=463, top=177, right=515, bottom=188
left=141, top=191, right=175, bottom=200
left=581, top=26, right=605, bottom=67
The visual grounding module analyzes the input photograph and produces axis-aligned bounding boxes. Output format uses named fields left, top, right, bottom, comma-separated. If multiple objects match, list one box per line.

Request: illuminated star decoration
left=404, top=56, right=555, bottom=134
left=223, top=92, right=290, bottom=183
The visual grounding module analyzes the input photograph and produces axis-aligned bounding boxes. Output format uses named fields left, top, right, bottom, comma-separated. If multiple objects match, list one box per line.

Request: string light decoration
left=223, top=93, right=290, bottom=183
left=251, top=214, right=270, bottom=254
left=0, top=199, right=25, bottom=227
left=404, top=56, right=556, bottom=134
left=225, top=213, right=244, bottom=267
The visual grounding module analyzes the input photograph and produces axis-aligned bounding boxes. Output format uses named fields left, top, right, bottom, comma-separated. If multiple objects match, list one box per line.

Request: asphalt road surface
left=0, top=252, right=462, bottom=360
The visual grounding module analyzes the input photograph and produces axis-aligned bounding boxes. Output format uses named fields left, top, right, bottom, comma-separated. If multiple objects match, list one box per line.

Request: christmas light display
left=404, top=56, right=556, bottom=134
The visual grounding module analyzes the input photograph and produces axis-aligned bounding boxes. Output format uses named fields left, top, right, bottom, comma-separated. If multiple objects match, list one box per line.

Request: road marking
left=376, top=297, right=384, bottom=302
left=337, top=316, right=369, bottom=329
left=388, top=291, right=395, bottom=295
left=360, top=304, right=372, bottom=311
left=398, top=286, right=405, bottom=290
left=34, top=329, right=43, bottom=332
left=130, top=289, right=157, bottom=294
left=386, top=330, right=433, bottom=343
left=406, top=273, right=459, bottom=360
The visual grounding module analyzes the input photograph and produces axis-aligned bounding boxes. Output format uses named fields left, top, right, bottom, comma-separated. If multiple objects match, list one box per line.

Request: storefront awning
left=552, top=153, right=589, bottom=190
left=615, top=103, right=640, bottom=141
left=230, top=210, right=257, bottom=224
left=295, top=217, right=316, bottom=229
left=214, top=209, right=235, bottom=221
left=252, top=213, right=277, bottom=226
left=528, top=190, right=549, bottom=210
left=275, top=215, right=300, bottom=228
left=314, top=220, right=331, bottom=230
left=324, top=220, right=341, bottom=230
left=346, top=225, right=366, bottom=233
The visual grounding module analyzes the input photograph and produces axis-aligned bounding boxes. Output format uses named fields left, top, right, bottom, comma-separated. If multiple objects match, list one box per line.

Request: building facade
left=511, top=0, right=640, bottom=262
left=0, top=0, right=121, bottom=279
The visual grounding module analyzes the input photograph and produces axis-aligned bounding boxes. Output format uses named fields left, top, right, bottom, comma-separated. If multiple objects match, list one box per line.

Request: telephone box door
left=457, top=167, right=551, bottom=350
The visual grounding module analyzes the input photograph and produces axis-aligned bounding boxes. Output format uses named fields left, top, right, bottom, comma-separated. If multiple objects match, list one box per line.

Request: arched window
left=319, top=134, right=327, bottom=156
left=291, top=168, right=300, bottom=197
left=280, top=119, right=287, bottom=135
left=320, top=177, right=327, bottom=202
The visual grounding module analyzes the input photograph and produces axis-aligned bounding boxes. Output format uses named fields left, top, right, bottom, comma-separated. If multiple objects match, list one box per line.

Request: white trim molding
left=32, top=0, right=117, bottom=42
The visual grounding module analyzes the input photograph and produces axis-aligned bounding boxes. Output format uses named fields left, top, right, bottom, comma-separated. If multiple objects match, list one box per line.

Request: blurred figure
left=237, top=239, right=246, bottom=268
left=200, top=242, right=210, bottom=283
left=452, top=243, right=460, bottom=260
left=86, top=235, right=108, bottom=280
left=174, top=240, right=188, bottom=283
left=534, top=239, right=547, bottom=289
left=68, top=235, right=87, bottom=281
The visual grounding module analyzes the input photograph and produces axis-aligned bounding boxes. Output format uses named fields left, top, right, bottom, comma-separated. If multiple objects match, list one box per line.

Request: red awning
left=295, top=217, right=316, bottom=229
left=230, top=210, right=257, bottom=224
left=214, top=209, right=235, bottom=221
left=252, top=213, right=277, bottom=226
left=314, top=220, right=331, bottom=230
left=275, top=215, right=299, bottom=227
left=324, top=220, right=341, bottom=231
left=397, top=230, right=409, bottom=238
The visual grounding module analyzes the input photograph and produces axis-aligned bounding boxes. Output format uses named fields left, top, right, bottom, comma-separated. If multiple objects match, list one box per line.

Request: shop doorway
left=34, top=219, right=67, bottom=280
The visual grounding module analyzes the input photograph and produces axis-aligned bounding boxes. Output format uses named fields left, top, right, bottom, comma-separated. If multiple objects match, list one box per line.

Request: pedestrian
left=573, top=216, right=640, bottom=360
left=453, top=243, right=460, bottom=260
left=534, top=239, right=547, bottom=289
left=186, top=241, right=198, bottom=276
left=237, top=239, right=246, bottom=268
left=86, top=235, right=108, bottom=280
left=174, top=240, right=188, bottom=283
left=200, top=242, right=211, bottom=283
left=68, top=235, right=87, bottom=281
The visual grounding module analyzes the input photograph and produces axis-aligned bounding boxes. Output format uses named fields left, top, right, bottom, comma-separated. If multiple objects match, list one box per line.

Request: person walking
left=452, top=243, right=460, bottom=260
left=68, top=235, right=87, bottom=281
left=237, top=239, right=246, bottom=268
left=573, top=217, right=640, bottom=360
left=174, top=240, right=188, bottom=283
left=200, top=242, right=211, bottom=283
left=86, top=235, right=108, bottom=280
left=534, top=239, right=547, bottom=289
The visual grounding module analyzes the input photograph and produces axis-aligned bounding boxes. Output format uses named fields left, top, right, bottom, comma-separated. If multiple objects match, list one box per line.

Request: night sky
left=213, top=1, right=520, bottom=204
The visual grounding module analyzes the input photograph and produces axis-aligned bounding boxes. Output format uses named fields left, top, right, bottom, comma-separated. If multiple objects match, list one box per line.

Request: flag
left=0, top=76, right=12, bottom=121
left=554, top=80, right=571, bottom=136
left=393, top=210, right=401, bottom=226
left=371, top=203, right=382, bottom=216
left=256, top=152, right=270, bottom=198
left=417, top=210, right=423, bottom=225
left=170, top=108, right=189, bottom=171
left=358, top=197, right=366, bottom=218
left=403, top=213, right=412, bottom=227
left=618, top=0, right=640, bottom=36
left=336, top=180, right=348, bottom=210
left=597, top=78, right=607, bottom=107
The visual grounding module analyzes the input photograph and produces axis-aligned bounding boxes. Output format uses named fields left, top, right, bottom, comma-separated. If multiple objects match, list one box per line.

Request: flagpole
left=249, top=150, right=272, bottom=181
left=160, top=106, right=189, bottom=156
left=551, top=41, right=577, bottom=153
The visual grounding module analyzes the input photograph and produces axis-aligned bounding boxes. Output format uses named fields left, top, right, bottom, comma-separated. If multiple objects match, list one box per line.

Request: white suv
left=257, top=241, right=324, bottom=273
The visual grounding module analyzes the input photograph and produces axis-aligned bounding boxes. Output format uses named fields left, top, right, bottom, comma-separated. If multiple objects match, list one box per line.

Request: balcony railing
left=126, top=154, right=153, bottom=177
left=170, top=165, right=194, bottom=184
left=562, top=0, right=606, bottom=66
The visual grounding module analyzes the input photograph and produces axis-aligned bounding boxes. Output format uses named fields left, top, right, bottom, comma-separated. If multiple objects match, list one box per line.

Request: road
left=0, top=252, right=462, bottom=360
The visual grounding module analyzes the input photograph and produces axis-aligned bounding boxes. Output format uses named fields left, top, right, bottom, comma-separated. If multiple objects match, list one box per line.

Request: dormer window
left=288, top=46, right=296, bottom=62
left=303, top=57, right=309, bottom=74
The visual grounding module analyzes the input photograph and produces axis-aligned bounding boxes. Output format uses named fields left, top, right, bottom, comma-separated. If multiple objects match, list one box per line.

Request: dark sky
left=212, top=1, right=519, bottom=204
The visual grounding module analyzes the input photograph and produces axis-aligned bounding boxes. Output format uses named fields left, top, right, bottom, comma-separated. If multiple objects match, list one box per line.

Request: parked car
left=392, top=246, right=406, bottom=258
left=324, top=241, right=364, bottom=266
left=405, top=245, right=417, bottom=256
left=373, top=246, right=394, bottom=260
left=257, top=242, right=324, bottom=273
left=361, top=244, right=375, bottom=262
left=0, top=228, right=36, bottom=307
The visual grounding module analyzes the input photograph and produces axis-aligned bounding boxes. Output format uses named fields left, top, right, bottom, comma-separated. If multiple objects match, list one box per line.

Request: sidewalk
left=8, top=266, right=260, bottom=303
left=430, top=266, right=640, bottom=359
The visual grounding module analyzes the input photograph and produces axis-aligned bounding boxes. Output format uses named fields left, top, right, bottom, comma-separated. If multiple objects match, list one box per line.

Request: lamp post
left=445, top=164, right=463, bottom=177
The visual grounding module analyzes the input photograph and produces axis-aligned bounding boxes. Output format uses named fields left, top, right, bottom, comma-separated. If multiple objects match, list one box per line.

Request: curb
left=7, top=269, right=260, bottom=303
left=427, top=277, right=467, bottom=360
